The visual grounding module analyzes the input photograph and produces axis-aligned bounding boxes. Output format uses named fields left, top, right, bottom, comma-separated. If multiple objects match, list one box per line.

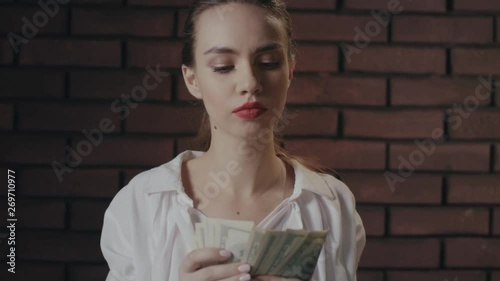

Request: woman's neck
left=196, top=140, right=286, bottom=198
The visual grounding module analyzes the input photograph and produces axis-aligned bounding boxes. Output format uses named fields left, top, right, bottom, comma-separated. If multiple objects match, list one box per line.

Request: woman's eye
left=260, top=61, right=281, bottom=69
left=212, top=61, right=281, bottom=74
left=212, top=65, right=234, bottom=73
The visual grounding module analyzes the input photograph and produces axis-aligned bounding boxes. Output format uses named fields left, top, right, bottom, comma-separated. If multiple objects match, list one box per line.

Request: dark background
left=0, top=0, right=499, bottom=280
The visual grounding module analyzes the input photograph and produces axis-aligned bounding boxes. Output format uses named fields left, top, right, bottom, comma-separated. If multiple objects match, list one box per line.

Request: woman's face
left=182, top=2, right=295, bottom=139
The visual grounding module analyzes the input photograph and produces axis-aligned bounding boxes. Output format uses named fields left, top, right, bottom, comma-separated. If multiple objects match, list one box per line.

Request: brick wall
left=0, top=0, right=499, bottom=280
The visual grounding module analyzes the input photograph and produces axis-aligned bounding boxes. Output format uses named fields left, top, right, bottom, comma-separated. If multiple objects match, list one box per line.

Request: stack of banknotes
left=193, top=217, right=328, bottom=281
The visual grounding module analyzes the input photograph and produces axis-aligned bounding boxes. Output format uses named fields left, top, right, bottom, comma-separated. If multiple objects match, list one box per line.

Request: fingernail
left=239, top=273, right=251, bottom=281
left=237, top=263, right=250, bottom=273
left=219, top=249, right=232, bottom=257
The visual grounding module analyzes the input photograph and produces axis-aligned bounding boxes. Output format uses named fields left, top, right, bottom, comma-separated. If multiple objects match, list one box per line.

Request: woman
left=100, top=1, right=366, bottom=281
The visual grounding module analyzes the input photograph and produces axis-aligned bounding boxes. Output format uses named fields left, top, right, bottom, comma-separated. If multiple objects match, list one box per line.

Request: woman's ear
left=181, top=64, right=202, bottom=100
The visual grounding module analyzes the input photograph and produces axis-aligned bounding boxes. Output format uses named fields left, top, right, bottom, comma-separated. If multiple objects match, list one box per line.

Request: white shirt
left=100, top=150, right=366, bottom=281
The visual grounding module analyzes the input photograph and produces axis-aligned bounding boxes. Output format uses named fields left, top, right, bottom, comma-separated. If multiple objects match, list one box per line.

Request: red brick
left=393, top=16, right=492, bottom=43
left=20, top=39, right=121, bottom=66
left=0, top=263, right=64, bottom=281
left=70, top=70, right=172, bottom=101
left=357, top=206, right=385, bottom=236
left=391, top=77, right=491, bottom=106
left=287, top=76, right=386, bottom=106
left=343, top=173, right=442, bottom=204
left=446, top=238, right=500, bottom=267
left=127, top=104, right=203, bottom=134
left=0, top=70, right=65, bottom=98
left=345, top=47, right=446, bottom=74
left=494, top=208, right=500, bottom=235
left=294, top=44, right=338, bottom=72
left=391, top=207, right=489, bottom=235
left=497, top=144, right=500, bottom=171
left=68, top=265, right=109, bottom=281
left=72, top=8, right=174, bottom=37
left=127, top=40, right=182, bottom=68
left=390, top=143, right=490, bottom=172
left=287, top=140, right=385, bottom=170
left=18, top=103, right=121, bottom=132
left=70, top=136, right=174, bottom=166
left=360, top=238, right=440, bottom=268
left=345, top=0, right=446, bottom=12
left=19, top=168, right=120, bottom=198
left=449, top=111, right=500, bottom=139
left=15, top=231, right=103, bottom=262
left=358, top=271, right=384, bottom=281
left=387, top=271, right=487, bottom=281
left=70, top=200, right=110, bottom=231
left=0, top=7, right=67, bottom=34
left=344, top=110, right=443, bottom=139
left=498, top=18, right=500, bottom=43
left=0, top=39, right=13, bottom=64
left=291, top=14, right=387, bottom=42
left=448, top=175, right=500, bottom=204
left=16, top=199, right=66, bottom=229
left=286, top=0, right=336, bottom=9
left=0, top=135, right=65, bottom=164
left=0, top=104, right=13, bottom=130
left=453, top=48, right=500, bottom=75
left=282, top=107, right=338, bottom=136
left=176, top=137, right=202, bottom=154
left=124, top=168, right=146, bottom=185
left=454, top=0, right=500, bottom=11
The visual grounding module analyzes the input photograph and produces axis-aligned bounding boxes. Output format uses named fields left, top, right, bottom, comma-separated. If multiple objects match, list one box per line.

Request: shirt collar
left=141, top=150, right=335, bottom=200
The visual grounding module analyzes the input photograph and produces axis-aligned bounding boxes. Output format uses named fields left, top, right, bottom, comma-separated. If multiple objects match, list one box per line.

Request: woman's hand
left=179, top=248, right=252, bottom=281
left=251, top=276, right=310, bottom=281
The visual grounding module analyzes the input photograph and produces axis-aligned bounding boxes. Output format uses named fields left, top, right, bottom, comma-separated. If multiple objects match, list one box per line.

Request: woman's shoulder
left=106, top=163, right=179, bottom=214
left=311, top=171, right=358, bottom=207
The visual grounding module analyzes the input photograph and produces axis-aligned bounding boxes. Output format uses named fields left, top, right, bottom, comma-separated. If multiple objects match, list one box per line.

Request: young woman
left=100, top=1, right=366, bottom=281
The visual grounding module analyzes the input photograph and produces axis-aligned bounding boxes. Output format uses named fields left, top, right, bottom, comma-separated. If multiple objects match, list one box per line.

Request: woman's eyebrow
left=203, top=42, right=283, bottom=56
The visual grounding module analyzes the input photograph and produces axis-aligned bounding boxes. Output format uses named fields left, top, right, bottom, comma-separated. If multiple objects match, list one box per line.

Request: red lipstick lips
left=232, top=101, right=268, bottom=120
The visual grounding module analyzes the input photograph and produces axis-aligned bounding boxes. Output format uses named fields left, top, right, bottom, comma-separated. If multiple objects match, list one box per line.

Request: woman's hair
left=181, top=0, right=336, bottom=176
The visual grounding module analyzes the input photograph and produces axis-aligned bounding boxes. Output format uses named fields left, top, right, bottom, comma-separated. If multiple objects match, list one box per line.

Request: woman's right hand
left=179, top=248, right=252, bottom=281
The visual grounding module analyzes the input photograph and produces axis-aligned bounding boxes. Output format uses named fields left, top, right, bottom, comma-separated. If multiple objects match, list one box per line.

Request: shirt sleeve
left=353, top=208, right=366, bottom=280
left=100, top=187, right=137, bottom=281
left=319, top=175, right=367, bottom=281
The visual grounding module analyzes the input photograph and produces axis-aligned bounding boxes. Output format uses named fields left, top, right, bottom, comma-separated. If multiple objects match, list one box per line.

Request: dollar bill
left=194, top=217, right=327, bottom=280
left=273, top=231, right=327, bottom=280
left=267, top=229, right=309, bottom=275
left=216, top=218, right=254, bottom=262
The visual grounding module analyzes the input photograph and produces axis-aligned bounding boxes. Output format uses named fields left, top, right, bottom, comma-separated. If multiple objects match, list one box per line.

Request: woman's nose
left=237, top=62, right=263, bottom=95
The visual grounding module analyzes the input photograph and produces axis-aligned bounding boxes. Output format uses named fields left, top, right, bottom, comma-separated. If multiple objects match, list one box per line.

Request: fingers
left=252, top=276, right=301, bottom=281
left=180, top=248, right=233, bottom=273
left=218, top=271, right=252, bottom=281
left=191, top=261, right=252, bottom=281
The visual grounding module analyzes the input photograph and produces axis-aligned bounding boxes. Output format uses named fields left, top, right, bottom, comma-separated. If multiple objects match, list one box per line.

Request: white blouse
left=100, top=150, right=366, bottom=281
